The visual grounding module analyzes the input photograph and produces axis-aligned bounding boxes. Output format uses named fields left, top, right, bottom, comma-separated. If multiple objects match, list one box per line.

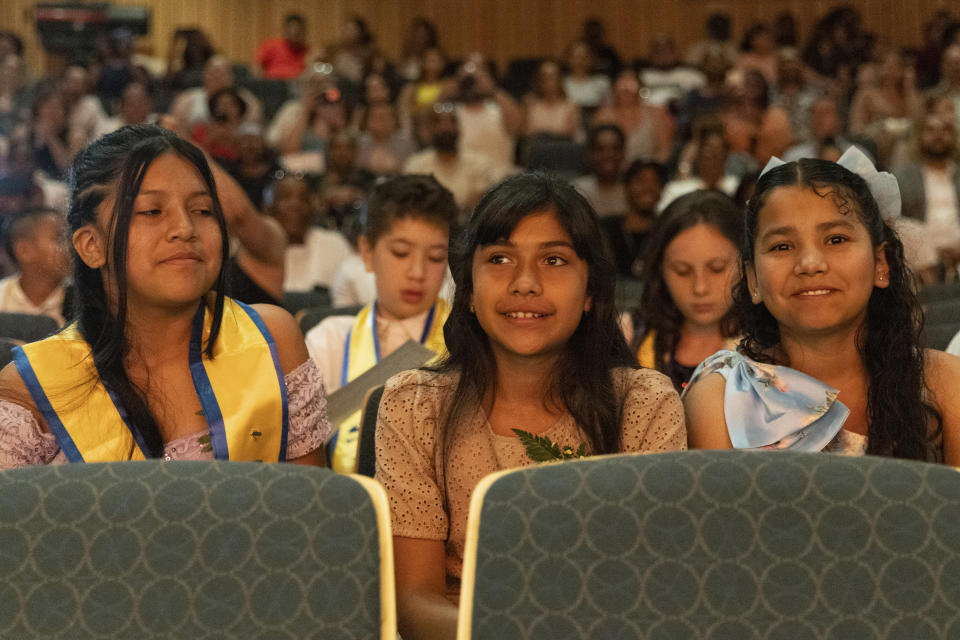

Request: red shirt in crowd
left=255, top=38, right=308, bottom=79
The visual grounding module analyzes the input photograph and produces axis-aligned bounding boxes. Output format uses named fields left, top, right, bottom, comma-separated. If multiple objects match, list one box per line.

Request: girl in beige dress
left=375, top=172, right=687, bottom=640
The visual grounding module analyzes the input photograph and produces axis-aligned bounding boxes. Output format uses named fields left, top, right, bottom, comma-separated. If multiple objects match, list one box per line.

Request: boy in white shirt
left=0, top=209, right=70, bottom=325
left=305, top=174, right=457, bottom=472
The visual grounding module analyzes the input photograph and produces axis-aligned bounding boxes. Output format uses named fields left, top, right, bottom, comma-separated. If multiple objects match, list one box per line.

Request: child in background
left=599, top=159, right=666, bottom=278
left=375, top=173, right=686, bottom=640
left=628, top=190, right=742, bottom=391
left=306, top=174, right=458, bottom=472
left=0, top=208, right=70, bottom=324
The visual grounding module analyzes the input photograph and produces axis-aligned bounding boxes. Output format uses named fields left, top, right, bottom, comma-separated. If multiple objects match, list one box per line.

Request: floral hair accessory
left=758, top=146, right=901, bottom=219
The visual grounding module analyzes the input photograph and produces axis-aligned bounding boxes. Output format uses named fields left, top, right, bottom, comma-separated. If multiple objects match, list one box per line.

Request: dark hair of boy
left=363, top=174, right=458, bottom=246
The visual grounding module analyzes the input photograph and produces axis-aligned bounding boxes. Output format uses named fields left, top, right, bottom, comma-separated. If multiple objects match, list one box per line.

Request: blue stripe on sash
left=331, top=302, right=436, bottom=463
left=341, top=327, right=352, bottom=388
left=12, top=346, right=85, bottom=463
left=187, top=304, right=229, bottom=460
left=325, top=431, right=338, bottom=462
left=371, top=301, right=382, bottom=361
left=100, top=379, right=152, bottom=459
left=235, top=300, right=289, bottom=462
left=420, top=305, right=436, bottom=343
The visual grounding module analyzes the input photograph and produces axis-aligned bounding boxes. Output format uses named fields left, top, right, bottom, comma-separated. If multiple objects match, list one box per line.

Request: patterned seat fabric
left=0, top=461, right=385, bottom=639
left=463, top=450, right=960, bottom=639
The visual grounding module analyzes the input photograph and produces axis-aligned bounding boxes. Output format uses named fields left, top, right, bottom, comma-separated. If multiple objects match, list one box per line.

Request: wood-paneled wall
left=3, top=0, right=957, bottom=77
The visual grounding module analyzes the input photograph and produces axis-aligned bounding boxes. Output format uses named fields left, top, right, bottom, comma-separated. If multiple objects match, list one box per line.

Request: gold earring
left=751, top=290, right=761, bottom=302
left=469, top=303, right=475, bottom=313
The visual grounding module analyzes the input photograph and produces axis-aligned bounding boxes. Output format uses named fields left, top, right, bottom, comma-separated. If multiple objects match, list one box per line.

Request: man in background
left=404, top=103, right=500, bottom=215
left=255, top=14, right=311, bottom=80
left=893, top=113, right=960, bottom=279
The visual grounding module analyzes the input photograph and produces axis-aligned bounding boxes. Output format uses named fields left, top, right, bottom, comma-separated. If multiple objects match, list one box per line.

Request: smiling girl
left=0, top=125, right=329, bottom=467
left=375, top=173, right=686, bottom=640
left=683, top=151, right=960, bottom=461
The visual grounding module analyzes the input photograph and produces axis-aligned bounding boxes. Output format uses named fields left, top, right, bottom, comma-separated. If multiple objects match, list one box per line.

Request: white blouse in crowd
left=0, top=275, right=65, bottom=325
left=329, top=254, right=376, bottom=308
left=283, top=227, right=353, bottom=292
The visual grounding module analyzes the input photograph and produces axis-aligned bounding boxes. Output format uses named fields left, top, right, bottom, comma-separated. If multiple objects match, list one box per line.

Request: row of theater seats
left=1, top=450, right=959, bottom=638
left=0, top=312, right=59, bottom=367
left=919, top=282, right=960, bottom=351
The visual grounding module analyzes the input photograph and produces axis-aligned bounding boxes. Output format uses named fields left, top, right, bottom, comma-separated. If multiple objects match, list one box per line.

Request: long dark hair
left=67, top=124, right=229, bottom=458
left=737, top=158, right=941, bottom=460
left=433, top=172, right=636, bottom=456
left=636, top=189, right=742, bottom=372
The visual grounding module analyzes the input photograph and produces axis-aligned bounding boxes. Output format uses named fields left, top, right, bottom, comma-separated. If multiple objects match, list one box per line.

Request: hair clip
left=757, top=146, right=901, bottom=220
left=835, top=146, right=901, bottom=219
left=759, top=156, right=786, bottom=176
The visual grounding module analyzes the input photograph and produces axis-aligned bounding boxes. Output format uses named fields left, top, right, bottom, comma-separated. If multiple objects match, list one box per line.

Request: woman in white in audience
left=593, top=71, right=673, bottom=164
left=562, top=40, right=611, bottom=111
left=523, top=59, right=580, bottom=140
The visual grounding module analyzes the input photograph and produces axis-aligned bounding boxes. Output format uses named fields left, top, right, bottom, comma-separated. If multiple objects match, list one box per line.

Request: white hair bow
left=759, top=146, right=901, bottom=219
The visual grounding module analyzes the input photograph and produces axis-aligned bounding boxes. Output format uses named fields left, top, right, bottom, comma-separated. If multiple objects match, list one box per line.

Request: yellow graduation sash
left=329, top=299, right=449, bottom=472
left=13, top=297, right=288, bottom=462
left=637, top=331, right=739, bottom=372
left=637, top=331, right=657, bottom=369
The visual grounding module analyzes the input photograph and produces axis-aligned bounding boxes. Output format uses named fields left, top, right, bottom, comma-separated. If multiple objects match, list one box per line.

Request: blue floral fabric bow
left=684, top=350, right=849, bottom=451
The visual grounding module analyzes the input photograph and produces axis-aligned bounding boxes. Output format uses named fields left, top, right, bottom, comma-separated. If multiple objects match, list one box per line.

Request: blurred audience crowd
left=1, top=6, right=960, bottom=324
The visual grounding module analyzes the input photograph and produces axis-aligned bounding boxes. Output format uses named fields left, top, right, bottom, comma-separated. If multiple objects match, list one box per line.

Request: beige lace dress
left=375, top=366, right=687, bottom=599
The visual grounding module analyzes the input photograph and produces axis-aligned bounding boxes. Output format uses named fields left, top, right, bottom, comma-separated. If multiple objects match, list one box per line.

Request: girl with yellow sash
left=305, top=174, right=457, bottom=472
left=0, top=125, right=330, bottom=467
